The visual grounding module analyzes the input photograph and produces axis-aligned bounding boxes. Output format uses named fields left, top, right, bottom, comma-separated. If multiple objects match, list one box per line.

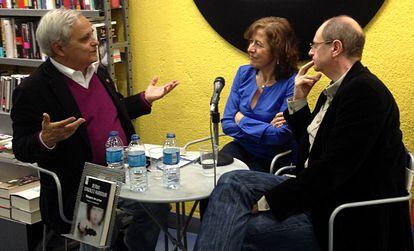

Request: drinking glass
left=148, top=147, right=164, bottom=179
left=199, top=145, right=219, bottom=177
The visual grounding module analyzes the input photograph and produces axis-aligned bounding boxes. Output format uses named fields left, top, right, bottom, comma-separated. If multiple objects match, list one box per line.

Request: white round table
left=120, top=157, right=248, bottom=202
left=119, top=155, right=248, bottom=251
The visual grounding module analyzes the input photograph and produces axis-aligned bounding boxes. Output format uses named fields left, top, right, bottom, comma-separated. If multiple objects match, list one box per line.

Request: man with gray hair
left=195, top=16, right=413, bottom=251
left=11, top=8, right=178, bottom=250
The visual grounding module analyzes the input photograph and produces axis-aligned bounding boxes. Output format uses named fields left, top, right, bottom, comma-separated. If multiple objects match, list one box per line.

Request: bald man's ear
left=331, top=40, right=343, bottom=58
left=51, top=41, right=65, bottom=57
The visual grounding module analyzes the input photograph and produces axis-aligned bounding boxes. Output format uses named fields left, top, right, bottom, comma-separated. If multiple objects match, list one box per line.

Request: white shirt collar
left=50, top=58, right=99, bottom=89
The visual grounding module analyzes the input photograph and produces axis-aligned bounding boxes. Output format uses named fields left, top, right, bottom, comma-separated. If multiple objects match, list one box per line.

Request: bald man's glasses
left=309, top=40, right=333, bottom=50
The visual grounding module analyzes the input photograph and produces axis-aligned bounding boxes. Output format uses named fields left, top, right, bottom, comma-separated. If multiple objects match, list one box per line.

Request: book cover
left=11, top=207, right=41, bottom=224
left=10, top=185, right=40, bottom=212
left=73, top=176, right=117, bottom=247
left=0, top=175, right=39, bottom=199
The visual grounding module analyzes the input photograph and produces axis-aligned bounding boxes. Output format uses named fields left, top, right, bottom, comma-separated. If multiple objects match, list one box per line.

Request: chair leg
left=164, top=232, right=169, bottom=251
left=164, top=212, right=169, bottom=251
left=42, top=225, right=47, bottom=251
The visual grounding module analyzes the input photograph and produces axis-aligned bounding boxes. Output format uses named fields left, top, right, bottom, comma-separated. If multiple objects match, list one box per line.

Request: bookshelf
left=0, top=57, right=43, bottom=67
left=0, top=8, right=101, bottom=18
left=0, top=0, right=133, bottom=95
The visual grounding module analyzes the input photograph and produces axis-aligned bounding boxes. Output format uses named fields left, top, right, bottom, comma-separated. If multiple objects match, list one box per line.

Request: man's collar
left=323, top=68, right=350, bottom=100
left=50, top=58, right=99, bottom=78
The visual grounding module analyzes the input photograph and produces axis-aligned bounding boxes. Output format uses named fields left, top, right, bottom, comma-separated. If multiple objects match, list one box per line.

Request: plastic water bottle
left=163, top=133, right=180, bottom=189
left=105, top=131, right=124, bottom=169
left=127, top=134, right=148, bottom=192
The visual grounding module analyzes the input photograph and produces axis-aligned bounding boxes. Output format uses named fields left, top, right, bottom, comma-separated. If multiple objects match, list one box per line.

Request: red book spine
left=72, top=0, right=80, bottom=10
left=63, top=0, right=70, bottom=9
left=17, top=0, right=25, bottom=8
left=111, top=0, right=119, bottom=8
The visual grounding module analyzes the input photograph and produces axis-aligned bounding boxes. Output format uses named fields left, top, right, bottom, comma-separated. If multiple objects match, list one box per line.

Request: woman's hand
left=235, top=111, right=245, bottom=125
left=270, top=112, right=286, bottom=128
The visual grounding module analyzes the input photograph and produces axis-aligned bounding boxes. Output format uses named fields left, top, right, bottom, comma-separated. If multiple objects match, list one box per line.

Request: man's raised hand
left=293, top=61, right=322, bottom=100
left=40, top=113, right=85, bottom=148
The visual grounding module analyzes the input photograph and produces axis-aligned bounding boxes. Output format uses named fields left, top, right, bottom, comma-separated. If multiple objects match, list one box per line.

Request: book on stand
left=73, top=175, right=117, bottom=247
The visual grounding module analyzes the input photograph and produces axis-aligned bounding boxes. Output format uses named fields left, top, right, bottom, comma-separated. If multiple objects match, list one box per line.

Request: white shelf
left=0, top=58, right=43, bottom=67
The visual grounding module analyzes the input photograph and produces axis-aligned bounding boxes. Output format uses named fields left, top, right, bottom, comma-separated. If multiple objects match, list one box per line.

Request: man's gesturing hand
left=144, top=77, right=179, bottom=104
left=293, top=61, right=322, bottom=100
left=40, top=113, right=85, bottom=148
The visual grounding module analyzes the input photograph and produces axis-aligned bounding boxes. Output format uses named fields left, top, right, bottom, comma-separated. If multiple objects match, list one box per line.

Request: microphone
left=210, top=77, right=225, bottom=112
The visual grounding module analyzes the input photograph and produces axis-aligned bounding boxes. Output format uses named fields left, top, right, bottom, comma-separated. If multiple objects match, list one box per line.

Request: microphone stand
left=210, top=104, right=220, bottom=187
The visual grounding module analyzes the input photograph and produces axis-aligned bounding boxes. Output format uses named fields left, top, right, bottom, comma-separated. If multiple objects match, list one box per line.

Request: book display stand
left=64, top=162, right=124, bottom=248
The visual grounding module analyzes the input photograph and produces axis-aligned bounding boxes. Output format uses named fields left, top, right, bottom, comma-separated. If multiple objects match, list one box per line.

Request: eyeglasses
left=309, top=40, right=333, bottom=50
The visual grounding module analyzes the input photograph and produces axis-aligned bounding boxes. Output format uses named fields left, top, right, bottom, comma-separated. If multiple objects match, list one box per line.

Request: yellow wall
left=129, top=0, right=414, bottom=152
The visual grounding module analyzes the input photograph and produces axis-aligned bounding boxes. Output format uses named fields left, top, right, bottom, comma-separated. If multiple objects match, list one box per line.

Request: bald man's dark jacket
left=266, top=62, right=413, bottom=251
left=11, top=59, right=150, bottom=233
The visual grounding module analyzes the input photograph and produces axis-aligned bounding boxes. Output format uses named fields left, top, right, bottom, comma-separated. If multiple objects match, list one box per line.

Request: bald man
left=195, top=16, right=413, bottom=251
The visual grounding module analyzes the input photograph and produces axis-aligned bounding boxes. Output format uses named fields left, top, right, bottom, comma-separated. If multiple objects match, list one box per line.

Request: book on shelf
left=0, top=19, right=4, bottom=57
left=0, top=17, right=42, bottom=60
left=111, top=0, right=120, bottom=9
left=0, top=134, right=12, bottom=145
left=0, top=133, right=12, bottom=151
left=10, top=185, right=40, bottom=212
left=11, top=207, right=41, bottom=224
left=1, top=18, right=16, bottom=58
left=0, top=206, right=10, bottom=218
left=1, top=74, right=28, bottom=113
left=0, top=196, right=9, bottom=208
left=73, top=176, right=117, bottom=247
left=0, top=176, right=39, bottom=199
left=0, top=0, right=100, bottom=10
left=92, top=20, right=121, bottom=66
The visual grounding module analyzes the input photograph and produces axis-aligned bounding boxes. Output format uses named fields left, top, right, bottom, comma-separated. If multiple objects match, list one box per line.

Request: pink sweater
left=66, top=74, right=127, bottom=165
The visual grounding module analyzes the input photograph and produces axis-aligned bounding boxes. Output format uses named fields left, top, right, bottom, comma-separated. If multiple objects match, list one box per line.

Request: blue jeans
left=220, top=141, right=293, bottom=172
left=194, top=170, right=320, bottom=251
left=80, top=199, right=169, bottom=251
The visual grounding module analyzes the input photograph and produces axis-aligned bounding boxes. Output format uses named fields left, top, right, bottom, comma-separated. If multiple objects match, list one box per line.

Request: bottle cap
left=166, top=133, right=175, bottom=138
left=131, top=134, right=139, bottom=140
left=109, top=131, right=119, bottom=136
